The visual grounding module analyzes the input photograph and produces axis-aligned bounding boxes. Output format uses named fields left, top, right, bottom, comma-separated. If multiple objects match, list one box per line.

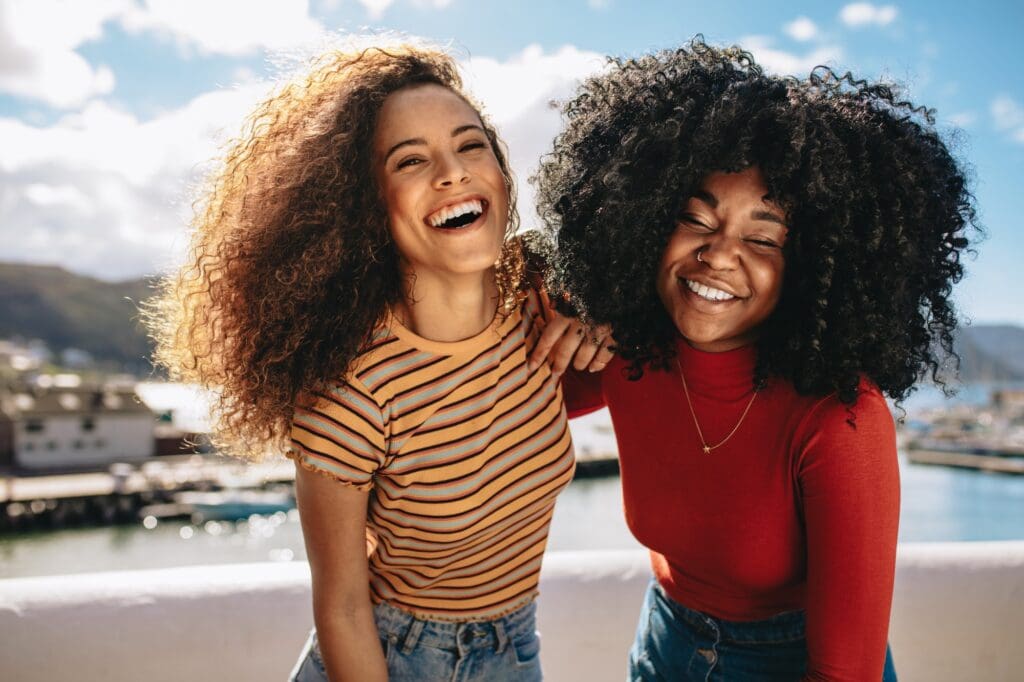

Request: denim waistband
left=374, top=598, right=537, bottom=656
left=652, top=581, right=805, bottom=645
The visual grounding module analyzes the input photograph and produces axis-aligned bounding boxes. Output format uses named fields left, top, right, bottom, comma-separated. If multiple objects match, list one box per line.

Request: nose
left=698, top=234, right=741, bottom=270
left=432, top=152, right=471, bottom=189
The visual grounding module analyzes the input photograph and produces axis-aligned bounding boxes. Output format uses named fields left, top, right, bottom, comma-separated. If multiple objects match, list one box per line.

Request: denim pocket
left=511, top=632, right=541, bottom=667
left=379, top=634, right=396, bottom=667
left=309, top=638, right=328, bottom=675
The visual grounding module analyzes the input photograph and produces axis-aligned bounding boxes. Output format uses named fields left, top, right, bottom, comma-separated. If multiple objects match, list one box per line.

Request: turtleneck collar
left=673, top=336, right=757, bottom=400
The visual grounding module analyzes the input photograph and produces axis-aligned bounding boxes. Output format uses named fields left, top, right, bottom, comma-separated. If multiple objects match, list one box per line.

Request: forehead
left=374, top=83, right=482, bottom=146
left=698, top=168, right=770, bottom=199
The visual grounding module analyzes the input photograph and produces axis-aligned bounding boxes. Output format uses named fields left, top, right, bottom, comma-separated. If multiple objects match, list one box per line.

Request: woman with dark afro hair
left=533, top=38, right=975, bottom=681
left=150, top=42, right=588, bottom=681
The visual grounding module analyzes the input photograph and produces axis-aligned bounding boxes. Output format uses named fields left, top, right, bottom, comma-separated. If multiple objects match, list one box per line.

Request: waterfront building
left=0, top=382, right=154, bottom=471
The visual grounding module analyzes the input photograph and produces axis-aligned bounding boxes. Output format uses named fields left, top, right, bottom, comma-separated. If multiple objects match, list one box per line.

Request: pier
left=907, top=449, right=1024, bottom=474
left=0, top=446, right=620, bottom=531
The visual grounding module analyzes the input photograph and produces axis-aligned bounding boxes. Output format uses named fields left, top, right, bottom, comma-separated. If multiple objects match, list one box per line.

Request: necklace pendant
left=702, top=445, right=711, bottom=455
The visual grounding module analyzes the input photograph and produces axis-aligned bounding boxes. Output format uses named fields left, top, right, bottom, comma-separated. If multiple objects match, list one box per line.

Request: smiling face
left=373, top=83, right=509, bottom=283
left=655, top=166, right=788, bottom=353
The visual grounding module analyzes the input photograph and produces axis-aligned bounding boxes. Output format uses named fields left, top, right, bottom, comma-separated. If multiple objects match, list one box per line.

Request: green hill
left=0, top=262, right=155, bottom=372
left=0, top=262, right=1022, bottom=382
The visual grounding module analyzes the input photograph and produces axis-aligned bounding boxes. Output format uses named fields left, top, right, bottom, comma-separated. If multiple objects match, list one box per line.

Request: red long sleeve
left=798, top=390, right=899, bottom=680
left=571, top=339, right=899, bottom=680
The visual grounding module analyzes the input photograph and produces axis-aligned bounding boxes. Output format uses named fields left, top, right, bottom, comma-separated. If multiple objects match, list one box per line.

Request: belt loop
left=401, top=618, right=425, bottom=655
left=493, top=619, right=509, bottom=654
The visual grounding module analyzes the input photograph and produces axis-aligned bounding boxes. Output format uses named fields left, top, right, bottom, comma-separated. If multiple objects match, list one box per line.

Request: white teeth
left=685, top=279, right=736, bottom=302
left=427, top=199, right=483, bottom=227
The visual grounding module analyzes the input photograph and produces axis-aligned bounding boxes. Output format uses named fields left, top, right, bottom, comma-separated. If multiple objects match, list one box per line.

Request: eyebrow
left=382, top=124, right=486, bottom=165
left=691, top=189, right=718, bottom=208
left=691, top=189, right=786, bottom=226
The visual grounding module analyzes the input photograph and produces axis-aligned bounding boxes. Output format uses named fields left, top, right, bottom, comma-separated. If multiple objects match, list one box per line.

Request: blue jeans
left=629, top=580, right=897, bottom=681
left=289, top=598, right=543, bottom=682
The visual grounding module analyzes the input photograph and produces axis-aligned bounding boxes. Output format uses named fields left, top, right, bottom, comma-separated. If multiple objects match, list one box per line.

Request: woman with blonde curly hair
left=150, top=42, right=584, bottom=681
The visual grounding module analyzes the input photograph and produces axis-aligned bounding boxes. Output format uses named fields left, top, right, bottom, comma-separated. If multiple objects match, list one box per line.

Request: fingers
left=547, top=321, right=586, bottom=377
left=528, top=312, right=574, bottom=372
left=583, top=326, right=616, bottom=373
left=570, top=334, right=600, bottom=372
left=530, top=319, right=616, bottom=379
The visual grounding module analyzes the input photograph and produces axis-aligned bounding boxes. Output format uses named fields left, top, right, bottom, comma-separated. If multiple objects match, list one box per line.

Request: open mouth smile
left=684, top=279, right=738, bottom=302
left=425, top=199, right=487, bottom=230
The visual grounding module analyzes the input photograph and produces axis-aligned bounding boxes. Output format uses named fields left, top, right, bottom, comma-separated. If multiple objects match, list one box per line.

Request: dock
left=906, top=449, right=1024, bottom=474
left=0, top=444, right=621, bottom=532
left=0, top=456, right=294, bottom=532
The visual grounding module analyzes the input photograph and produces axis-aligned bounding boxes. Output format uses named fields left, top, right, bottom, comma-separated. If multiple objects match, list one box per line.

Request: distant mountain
left=957, top=325, right=1024, bottom=380
left=0, top=262, right=1022, bottom=382
left=0, top=262, right=155, bottom=372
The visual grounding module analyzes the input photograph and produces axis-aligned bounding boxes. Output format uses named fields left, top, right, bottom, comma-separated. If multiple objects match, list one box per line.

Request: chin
left=444, top=251, right=502, bottom=276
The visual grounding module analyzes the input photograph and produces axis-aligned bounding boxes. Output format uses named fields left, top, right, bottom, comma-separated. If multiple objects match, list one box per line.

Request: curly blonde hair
left=148, top=43, right=523, bottom=457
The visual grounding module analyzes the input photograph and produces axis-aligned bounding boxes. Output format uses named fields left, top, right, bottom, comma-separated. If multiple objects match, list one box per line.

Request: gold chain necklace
left=675, top=358, right=758, bottom=455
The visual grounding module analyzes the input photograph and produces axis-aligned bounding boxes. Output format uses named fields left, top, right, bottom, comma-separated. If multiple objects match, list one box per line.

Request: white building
left=0, top=383, right=154, bottom=471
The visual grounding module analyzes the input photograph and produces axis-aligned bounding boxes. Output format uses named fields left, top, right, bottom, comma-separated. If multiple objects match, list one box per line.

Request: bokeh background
left=1, top=0, right=1022, bottom=578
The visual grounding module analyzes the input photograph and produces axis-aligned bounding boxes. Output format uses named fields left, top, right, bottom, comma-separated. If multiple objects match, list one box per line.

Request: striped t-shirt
left=288, top=289, right=575, bottom=621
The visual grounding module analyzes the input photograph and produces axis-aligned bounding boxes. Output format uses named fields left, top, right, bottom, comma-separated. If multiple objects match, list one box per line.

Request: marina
left=902, top=386, right=1024, bottom=474
left=3, top=449, right=1024, bottom=579
left=3, top=390, right=1024, bottom=578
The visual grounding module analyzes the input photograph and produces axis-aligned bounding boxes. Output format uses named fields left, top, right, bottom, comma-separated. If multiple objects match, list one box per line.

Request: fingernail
left=527, top=361, right=537, bottom=372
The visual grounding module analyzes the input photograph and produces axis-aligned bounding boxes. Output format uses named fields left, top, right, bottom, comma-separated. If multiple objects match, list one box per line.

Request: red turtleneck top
left=564, top=339, right=900, bottom=682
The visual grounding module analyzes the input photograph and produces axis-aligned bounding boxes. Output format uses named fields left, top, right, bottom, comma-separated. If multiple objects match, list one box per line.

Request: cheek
left=655, top=247, right=679, bottom=307
left=754, top=260, right=786, bottom=310
left=657, top=234, right=690, bottom=280
left=484, top=165, right=510, bottom=217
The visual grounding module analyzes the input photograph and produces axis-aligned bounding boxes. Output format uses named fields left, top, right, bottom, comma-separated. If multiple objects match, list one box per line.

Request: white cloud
left=0, top=82, right=271, bottom=278
left=0, top=0, right=326, bottom=108
left=120, top=0, right=326, bottom=57
left=784, top=16, right=819, bottom=42
left=991, top=95, right=1024, bottom=144
left=357, top=0, right=395, bottom=19
left=0, top=0, right=125, bottom=108
left=738, top=36, right=843, bottom=77
left=840, top=3, right=898, bottom=28
left=0, top=44, right=610, bottom=278
left=462, top=45, right=607, bottom=227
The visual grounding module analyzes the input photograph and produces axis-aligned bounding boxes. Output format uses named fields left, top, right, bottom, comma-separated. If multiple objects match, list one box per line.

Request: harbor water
left=4, top=383, right=1024, bottom=580
left=2, top=450, right=1024, bottom=579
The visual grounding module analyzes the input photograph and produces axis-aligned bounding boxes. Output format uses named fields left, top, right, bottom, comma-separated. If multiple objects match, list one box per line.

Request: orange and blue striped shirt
left=288, top=290, right=575, bottom=621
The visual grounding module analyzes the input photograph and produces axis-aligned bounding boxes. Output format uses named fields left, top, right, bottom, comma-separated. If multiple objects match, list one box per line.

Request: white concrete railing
left=1, top=543, right=1023, bottom=682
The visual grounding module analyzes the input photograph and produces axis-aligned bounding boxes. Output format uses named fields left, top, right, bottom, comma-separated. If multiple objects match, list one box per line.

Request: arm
left=517, top=230, right=615, bottom=377
left=289, top=379, right=391, bottom=681
left=799, top=388, right=900, bottom=681
left=295, top=464, right=388, bottom=682
left=521, top=289, right=607, bottom=417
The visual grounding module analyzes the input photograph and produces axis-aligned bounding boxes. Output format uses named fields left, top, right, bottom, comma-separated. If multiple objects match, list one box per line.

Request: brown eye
left=396, top=157, right=423, bottom=169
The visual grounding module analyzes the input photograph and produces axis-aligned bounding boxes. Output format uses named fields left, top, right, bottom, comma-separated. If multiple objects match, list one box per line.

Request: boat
left=902, top=388, right=1024, bottom=474
left=171, top=489, right=294, bottom=521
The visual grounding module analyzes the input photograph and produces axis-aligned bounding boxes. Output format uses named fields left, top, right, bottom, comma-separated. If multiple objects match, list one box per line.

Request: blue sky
left=0, top=0, right=1021, bottom=325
